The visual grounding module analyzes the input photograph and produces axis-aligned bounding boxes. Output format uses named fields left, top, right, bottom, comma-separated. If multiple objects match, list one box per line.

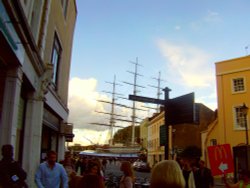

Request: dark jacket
left=194, top=167, right=214, bottom=188
left=0, top=159, right=27, bottom=188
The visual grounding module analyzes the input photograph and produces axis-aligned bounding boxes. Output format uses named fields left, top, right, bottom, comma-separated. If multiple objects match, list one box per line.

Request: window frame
left=231, top=77, right=246, bottom=94
left=51, top=33, right=62, bottom=89
left=233, top=105, right=248, bottom=130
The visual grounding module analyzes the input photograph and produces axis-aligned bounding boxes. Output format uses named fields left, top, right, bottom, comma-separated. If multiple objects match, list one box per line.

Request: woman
left=119, top=161, right=135, bottom=188
left=79, top=160, right=105, bottom=188
left=150, top=160, right=185, bottom=188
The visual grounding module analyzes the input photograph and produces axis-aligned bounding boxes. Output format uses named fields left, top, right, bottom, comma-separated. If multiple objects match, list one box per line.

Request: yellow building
left=204, top=56, right=250, bottom=160
left=147, top=109, right=165, bottom=167
left=147, top=103, right=215, bottom=167
left=139, top=117, right=149, bottom=150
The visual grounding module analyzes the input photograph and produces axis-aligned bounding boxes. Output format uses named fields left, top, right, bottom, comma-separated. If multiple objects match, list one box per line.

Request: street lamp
left=242, top=103, right=249, bottom=145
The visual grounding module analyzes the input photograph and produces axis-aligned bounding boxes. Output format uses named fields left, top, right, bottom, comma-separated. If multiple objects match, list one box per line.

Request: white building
left=0, top=1, right=77, bottom=186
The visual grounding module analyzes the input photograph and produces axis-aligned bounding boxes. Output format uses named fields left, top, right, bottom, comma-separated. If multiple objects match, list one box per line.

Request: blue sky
left=68, top=0, right=250, bottom=145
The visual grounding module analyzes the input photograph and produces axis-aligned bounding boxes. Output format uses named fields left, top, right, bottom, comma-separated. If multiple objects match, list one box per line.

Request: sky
left=68, top=0, right=250, bottom=146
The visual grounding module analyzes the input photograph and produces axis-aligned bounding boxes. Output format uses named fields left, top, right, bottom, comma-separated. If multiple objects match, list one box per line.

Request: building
left=204, top=56, right=250, bottom=159
left=139, top=117, right=149, bottom=150
left=0, top=1, right=77, bottom=186
left=147, top=109, right=165, bottom=167
left=147, top=103, right=215, bottom=167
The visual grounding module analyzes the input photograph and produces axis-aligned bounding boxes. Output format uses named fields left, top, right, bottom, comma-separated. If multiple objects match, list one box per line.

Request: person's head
left=199, top=160, right=205, bottom=169
left=87, top=161, right=100, bottom=175
left=1, top=144, right=14, bottom=160
left=120, top=161, right=134, bottom=178
left=150, top=160, right=185, bottom=188
left=47, top=150, right=57, bottom=166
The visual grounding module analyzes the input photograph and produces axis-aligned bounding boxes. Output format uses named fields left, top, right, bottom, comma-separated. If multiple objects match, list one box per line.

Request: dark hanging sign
left=165, top=92, right=195, bottom=125
left=129, top=95, right=165, bottom=105
left=160, top=125, right=166, bottom=146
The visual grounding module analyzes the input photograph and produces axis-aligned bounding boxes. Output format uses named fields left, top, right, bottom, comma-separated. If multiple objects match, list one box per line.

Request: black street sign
left=129, top=95, right=165, bottom=105
left=129, top=88, right=195, bottom=160
left=166, top=92, right=195, bottom=125
left=160, top=125, right=166, bottom=146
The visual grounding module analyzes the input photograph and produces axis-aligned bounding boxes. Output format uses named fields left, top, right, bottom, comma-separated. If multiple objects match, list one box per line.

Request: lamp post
left=242, top=103, right=249, bottom=145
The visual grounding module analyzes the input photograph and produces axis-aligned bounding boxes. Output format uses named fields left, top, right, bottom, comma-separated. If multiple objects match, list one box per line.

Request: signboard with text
left=207, top=144, right=234, bottom=176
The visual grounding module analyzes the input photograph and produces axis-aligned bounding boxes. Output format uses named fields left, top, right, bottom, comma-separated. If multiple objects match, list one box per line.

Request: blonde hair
left=150, top=160, right=185, bottom=188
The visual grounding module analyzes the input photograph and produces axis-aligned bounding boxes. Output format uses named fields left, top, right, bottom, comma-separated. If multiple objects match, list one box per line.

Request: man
left=195, top=160, right=214, bottom=188
left=35, top=150, right=68, bottom=188
left=0, top=144, right=27, bottom=188
left=182, top=159, right=196, bottom=188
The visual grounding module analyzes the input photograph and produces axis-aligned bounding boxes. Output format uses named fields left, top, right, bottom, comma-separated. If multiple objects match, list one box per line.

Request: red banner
left=207, top=144, right=234, bottom=176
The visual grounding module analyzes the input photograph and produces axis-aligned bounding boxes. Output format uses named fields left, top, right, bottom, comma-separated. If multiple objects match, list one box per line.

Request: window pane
left=235, top=106, right=247, bottom=128
left=233, top=78, right=245, bottom=92
left=51, top=34, right=61, bottom=86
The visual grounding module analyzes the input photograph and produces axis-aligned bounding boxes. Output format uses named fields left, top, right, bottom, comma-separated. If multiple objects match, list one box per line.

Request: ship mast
left=148, top=71, right=166, bottom=112
left=123, top=57, right=145, bottom=145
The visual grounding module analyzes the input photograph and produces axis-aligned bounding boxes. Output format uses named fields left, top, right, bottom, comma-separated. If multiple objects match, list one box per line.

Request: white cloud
left=175, top=25, right=181, bottom=30
left=156, top=39, right=217, bottom=110
left=70, top=129, right=110, bottom=146
left=67, top=77, right=150, bottom=146
left=190, top=10, right=221, bottom=31
left=156, top=39, right=214, bottom=88
left=68, top=77, right=113, bottom=145
left=204, top=10, right=221, bottom=23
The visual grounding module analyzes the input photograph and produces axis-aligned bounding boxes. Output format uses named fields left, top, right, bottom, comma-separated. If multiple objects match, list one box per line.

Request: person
left=61, top=153, right=76, bottom=188
left=119, top=161, right=135, bottom=188
left=79, top=160, right=104, bottom=188
left=0, top=144, right=27, bottom=188
left=150, top=160, right=185, bottom=188
left=194, top=160, right=214, bottom=188
left=182, top=159, right=196, bottom=188
left=102, top=158, right=107, bottom=173
left=85, top=160, right=102, bottom=176
left=79, top=157, right=88, bottom=175
left=35, top=150, right=68, bottom=188
left=75, top=157, right=82, bottom=174
left=61, top=153, right=76, bottom=178
left=79, top=173, right=105, bottom=188
left=224, top=170, right=250, bottom=188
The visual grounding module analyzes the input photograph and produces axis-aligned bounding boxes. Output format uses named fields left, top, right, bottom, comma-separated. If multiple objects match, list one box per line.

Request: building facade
left=147, top=103, right=215, bottom=167
left=0, top=0, right=77, bottom=186
left=147, top=110, right=165, bottom=167
left=139, top=117, right=149, bottom=150
left=205, top=56, right=250, bottom=154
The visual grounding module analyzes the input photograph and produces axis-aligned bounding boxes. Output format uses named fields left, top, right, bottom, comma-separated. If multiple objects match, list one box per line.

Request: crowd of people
left=150, top=159, right=214, bottom=188
left=0, top=144, right=250, bottom=188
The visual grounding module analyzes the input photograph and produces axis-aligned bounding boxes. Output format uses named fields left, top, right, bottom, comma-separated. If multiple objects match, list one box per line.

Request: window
left=232, top=78, right=245, bottom=93
left=234, top=106, right=248, bottom=129
left=210, top=139, right=217, bottom=146
left=51, top=33, right=62, bottom=87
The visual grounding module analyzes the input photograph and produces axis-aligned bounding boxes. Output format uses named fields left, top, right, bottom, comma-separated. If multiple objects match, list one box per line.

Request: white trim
left=231, top=77, right=246, bottom=94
